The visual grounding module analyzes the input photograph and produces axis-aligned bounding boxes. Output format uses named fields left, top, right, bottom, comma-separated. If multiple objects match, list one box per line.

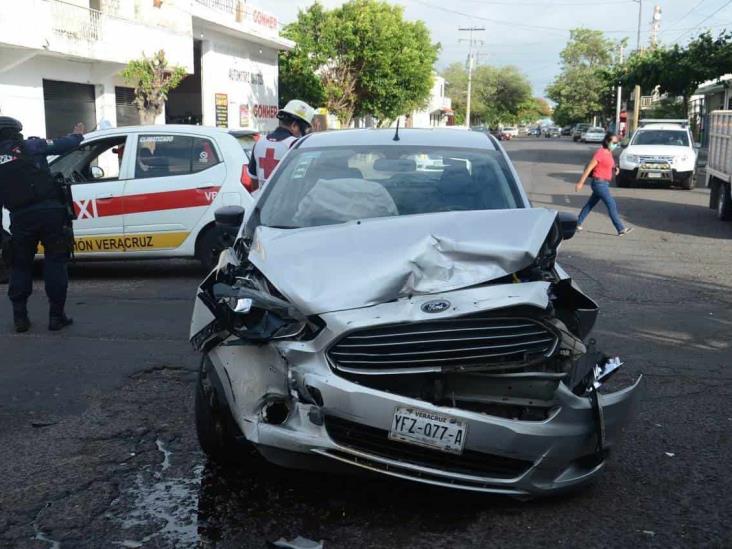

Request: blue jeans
left=577, top=179, right=625, bottom=233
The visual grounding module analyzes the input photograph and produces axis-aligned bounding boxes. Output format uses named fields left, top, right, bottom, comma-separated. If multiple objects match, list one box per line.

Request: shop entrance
left=166, top=40, right=203, bottom=125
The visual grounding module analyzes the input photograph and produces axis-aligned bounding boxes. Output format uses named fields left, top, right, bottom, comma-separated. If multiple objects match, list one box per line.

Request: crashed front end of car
left=190, top=208, right=641, bottom=497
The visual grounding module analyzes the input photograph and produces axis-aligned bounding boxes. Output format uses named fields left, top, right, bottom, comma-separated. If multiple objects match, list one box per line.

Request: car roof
left=636, top=124, right=687, bottom=131
left=296, top=128, right=497, bottom=150
left=84, top=124, right=234, bottom=140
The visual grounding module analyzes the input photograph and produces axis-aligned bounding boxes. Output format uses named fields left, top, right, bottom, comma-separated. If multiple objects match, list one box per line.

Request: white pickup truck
left=705, top=110, right=732, bottom=221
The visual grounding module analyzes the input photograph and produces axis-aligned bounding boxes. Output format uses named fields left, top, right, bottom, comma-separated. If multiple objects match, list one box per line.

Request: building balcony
left=0, top=0, right=193, bottom=71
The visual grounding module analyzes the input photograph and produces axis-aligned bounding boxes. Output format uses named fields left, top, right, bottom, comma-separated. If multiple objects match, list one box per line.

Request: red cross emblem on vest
left=259, top=147, right=279, bottom=179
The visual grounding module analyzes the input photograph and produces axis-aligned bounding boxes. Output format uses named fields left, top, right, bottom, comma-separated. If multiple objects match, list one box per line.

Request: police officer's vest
left=0, top=139, right=59, bottom=212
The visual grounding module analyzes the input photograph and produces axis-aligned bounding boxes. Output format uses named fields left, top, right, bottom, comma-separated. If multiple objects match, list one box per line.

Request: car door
left=121, top=133, right=226, bottom=253
left=49, top=134, right=133, bottom=255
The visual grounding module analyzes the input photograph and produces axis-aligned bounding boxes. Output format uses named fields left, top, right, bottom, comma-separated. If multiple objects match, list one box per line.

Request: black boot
left=14, top=310, right=30, bottom=333
left=49, top=313, right=73, bottom=331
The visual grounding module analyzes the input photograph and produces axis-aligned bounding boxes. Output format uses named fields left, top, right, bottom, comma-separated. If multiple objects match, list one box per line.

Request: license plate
left=647, top=172, right=663, bottom=179
left=389, top=407, right=467, bottom=454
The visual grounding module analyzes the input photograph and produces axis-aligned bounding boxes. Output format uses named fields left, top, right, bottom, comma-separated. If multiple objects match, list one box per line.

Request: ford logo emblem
left=421, top=299, right=451, bottom=314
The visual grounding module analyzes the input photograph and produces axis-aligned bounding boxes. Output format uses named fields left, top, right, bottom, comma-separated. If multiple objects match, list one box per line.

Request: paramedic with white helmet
left=248, top=100, right=315, bottom=190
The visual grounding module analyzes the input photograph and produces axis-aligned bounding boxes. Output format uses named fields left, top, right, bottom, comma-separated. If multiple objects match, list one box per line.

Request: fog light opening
left=262, top=399, right=290, bottom=425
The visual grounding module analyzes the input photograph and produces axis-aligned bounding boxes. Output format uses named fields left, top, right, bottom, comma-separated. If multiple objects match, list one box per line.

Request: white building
left=408, top=75, right=453, bottom=128
left=0, top=0, right=293, bottom=138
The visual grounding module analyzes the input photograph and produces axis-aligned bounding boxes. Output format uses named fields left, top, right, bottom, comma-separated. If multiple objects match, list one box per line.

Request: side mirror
left=557, top=211, right=578, bottom=240
left=694, top=142, right=702, bottom=149
left=90, top=166, right=105, bottom=179
left=214, top=205, right=245, bottom=248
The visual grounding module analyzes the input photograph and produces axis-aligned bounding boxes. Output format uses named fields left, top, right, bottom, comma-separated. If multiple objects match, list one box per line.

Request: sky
left=252, top=0, right=732, bottom=98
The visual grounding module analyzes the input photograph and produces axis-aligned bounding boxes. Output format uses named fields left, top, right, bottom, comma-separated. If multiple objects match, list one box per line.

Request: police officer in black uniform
left=0, top=116, right=85, bottom=332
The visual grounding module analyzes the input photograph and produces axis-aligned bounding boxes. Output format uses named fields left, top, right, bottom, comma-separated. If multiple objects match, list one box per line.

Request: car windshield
left=633, top=130, right=689, bottom=147
left=588, top=128, right=604, bottom=133
left=257, top=145, right=523, bottom=229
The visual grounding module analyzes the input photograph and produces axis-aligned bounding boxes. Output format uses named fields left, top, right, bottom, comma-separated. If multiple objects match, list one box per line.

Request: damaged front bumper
left=193, top=278, right=642, bottom=496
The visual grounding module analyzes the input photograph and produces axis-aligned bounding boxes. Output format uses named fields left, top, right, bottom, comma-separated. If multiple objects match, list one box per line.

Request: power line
left=671, top=0, right=732, bottom=43
left=659, top=0, right=706, bottom=35
left=449, top=0, right=635, bottom=5
left=410, top=0, right=730, bottom=35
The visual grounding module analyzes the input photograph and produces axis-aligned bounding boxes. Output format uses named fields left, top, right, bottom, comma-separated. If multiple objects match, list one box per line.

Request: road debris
left=273, top=536, right=324, bottom=549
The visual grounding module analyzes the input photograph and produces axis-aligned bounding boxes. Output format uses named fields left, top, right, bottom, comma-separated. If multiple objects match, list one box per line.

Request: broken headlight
left=213, top=283, right=321, bottom=342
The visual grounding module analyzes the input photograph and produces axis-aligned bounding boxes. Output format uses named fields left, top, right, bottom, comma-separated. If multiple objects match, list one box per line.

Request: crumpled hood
left=248, top=208, right=558, bottom=315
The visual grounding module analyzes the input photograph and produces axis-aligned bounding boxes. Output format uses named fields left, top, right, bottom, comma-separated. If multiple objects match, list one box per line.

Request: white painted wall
left=197, top=26, right=280, bottom=131
left=0, top=56, right=164, bottom=138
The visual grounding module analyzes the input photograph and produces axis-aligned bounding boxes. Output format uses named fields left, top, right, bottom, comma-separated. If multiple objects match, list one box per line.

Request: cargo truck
left=706, top=110, right=732, bottom=221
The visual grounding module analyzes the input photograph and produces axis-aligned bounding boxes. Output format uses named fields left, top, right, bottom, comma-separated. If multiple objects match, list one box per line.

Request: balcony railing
left=51, top=0, right=102, bottom=42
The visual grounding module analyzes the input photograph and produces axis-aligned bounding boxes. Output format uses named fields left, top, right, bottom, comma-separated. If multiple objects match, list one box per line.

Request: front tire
left=195, top=355, right=243, bottom=464
left=679, top=174, right=695, bottom=190
left=718, top=182, right=732, bottom=221
left=195, top=226, right=222, bottom=272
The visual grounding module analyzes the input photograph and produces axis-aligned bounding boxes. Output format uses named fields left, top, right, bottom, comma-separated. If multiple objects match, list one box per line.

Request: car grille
left=324, top=415, right=533, bottom=479
left=327, top=313, right=558, bottom=374
left=639, top=155, right=674, bottom=164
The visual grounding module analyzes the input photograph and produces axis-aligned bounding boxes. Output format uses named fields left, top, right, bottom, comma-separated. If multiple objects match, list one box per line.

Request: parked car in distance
left=705, top=110, right=732, bottom=218
left=618, top=120, right=697, bottom=190
left=561, top=126, right=572, bottom=136
left=544, top=126, right=561, bottom=138
left=190, top=127, right=641, bottom=497
left=2, top=125, right=255, bottom=270
left=529, top=126, right=542, bottom=137
left=502, top=126, right=519, bottom=138
left=572, top=123, right=590, bottom=142
left=490, top=128, right=512, bottom=141
left=582, top=127, right=606, bottom=143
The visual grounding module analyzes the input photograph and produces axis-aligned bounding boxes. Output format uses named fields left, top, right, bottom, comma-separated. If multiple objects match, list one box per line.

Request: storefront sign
left=228, top=68, right=264, bottom=86
left=215, top=93, right=228, bottom=128
left=253, top=104, right=278, bottom=119
left=252, top=9, right=278, bottom=30
left=240, top=104, right=250, bottom=127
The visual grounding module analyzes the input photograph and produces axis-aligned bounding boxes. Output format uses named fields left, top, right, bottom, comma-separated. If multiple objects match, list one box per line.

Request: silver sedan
left=189, top=128, right=641, bottom=497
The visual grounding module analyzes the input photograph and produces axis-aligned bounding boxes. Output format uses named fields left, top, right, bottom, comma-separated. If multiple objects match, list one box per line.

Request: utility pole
left=615, top=44, right=624, bottom=136
left=634, top=0, right=643, bottom=52
left=650, top=4, right=662, bottom=48
left=459, top=26, right=485, bottom=128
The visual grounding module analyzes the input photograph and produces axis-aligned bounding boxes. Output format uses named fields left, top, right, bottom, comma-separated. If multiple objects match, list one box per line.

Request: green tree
left=517, top=97, right=553, bottom=123
left=279, top=0, right=439, bottom=126
left=622, top=31, right=732, bottom=115
left=546, top=28, right=618, bottom=125
left=121, top=50, right=186, bottom=124
left=442, top=63, right=533, bottom=126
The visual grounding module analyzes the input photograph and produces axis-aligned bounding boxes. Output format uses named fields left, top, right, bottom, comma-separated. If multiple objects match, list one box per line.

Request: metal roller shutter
left=115, top=87, right=139, bottom=127
left=42, top=79, right=96, bottom=138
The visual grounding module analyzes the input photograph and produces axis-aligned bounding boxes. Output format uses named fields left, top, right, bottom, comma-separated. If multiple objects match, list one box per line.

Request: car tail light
left=241, top=164, right=258, bottom=193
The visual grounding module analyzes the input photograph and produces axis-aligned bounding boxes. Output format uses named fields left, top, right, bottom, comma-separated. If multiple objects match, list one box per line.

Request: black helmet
left=0, top=117, right=22, bottom=132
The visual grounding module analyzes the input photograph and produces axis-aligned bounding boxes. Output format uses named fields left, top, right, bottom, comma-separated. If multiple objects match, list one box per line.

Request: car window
left=50, top=137, right=127, bottom=184
left=135, top=135, right=221, bottom=179
left=258, top=145, right=523, bottom=229
left=632, top=130, right=689, bottom=147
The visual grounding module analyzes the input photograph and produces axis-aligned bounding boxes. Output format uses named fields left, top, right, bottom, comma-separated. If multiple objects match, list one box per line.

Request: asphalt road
left=1, top=137, right=730, bottom=548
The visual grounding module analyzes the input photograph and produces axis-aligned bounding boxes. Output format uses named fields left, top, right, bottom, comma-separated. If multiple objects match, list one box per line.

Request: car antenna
left=393, top=118, right=400, bottom=142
